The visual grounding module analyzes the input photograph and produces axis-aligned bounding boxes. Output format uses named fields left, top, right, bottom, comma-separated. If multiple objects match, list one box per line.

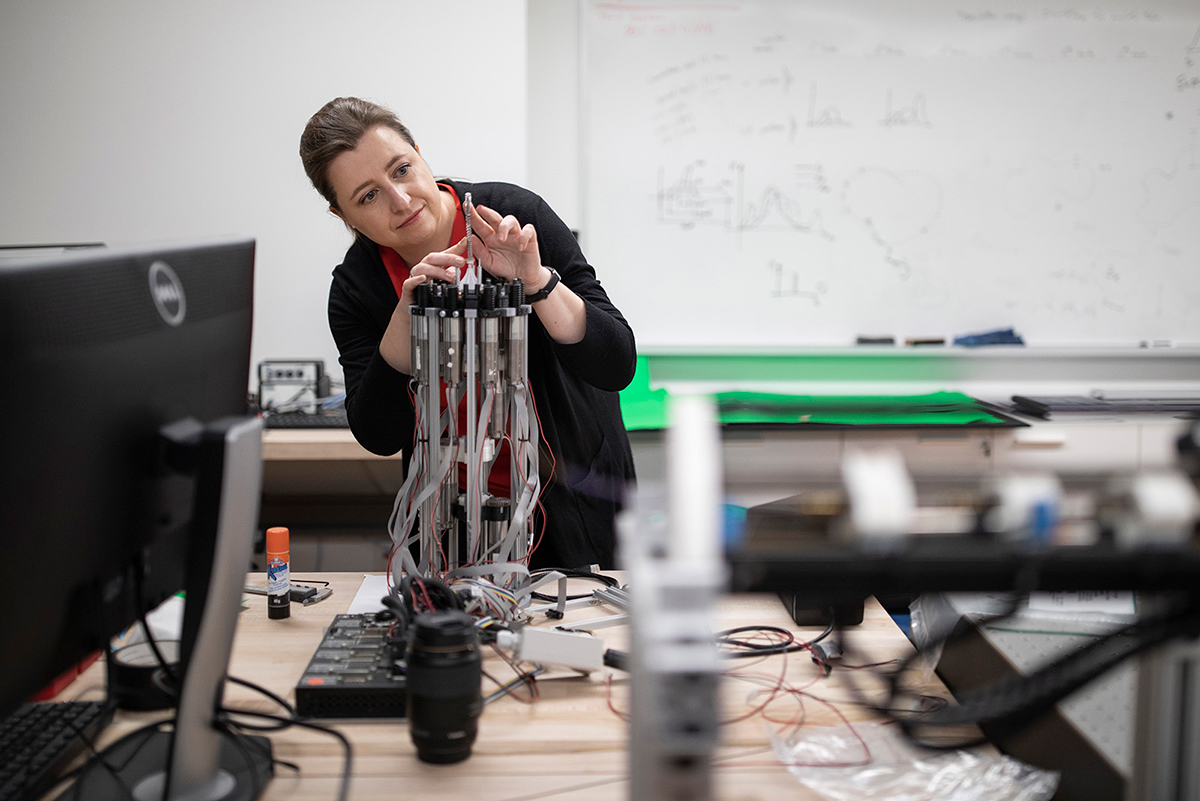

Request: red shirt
left=379, top=184, right=512, bottom=498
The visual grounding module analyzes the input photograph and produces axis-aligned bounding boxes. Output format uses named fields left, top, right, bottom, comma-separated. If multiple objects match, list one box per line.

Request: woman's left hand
left=467, top=200, right=543, bottom=285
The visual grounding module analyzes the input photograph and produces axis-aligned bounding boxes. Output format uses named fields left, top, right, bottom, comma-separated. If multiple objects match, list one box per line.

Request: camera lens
left=406, top=609, right=483, bottom=764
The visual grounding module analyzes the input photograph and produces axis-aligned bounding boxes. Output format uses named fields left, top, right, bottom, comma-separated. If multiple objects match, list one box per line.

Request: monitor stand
left=61, top=417, right=272, bottom=801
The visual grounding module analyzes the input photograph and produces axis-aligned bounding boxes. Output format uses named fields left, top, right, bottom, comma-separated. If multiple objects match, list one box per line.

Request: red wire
left=485, top=643, right=541, bottom=703
left=602, top=653, right=875, bottom=770
left=762, top=691, right=809, bottom=730
left=722, top=646, right=793, bottom=725
left=604, top=673, right=629, bottom=721
left=524, top=500, right=549, bottom=567
left=412, top=578, right=436, bottom=613
left=483, top=669, right=538, bottom=704
left=407, top=382, right=421, bottom=450
left=500, top=431, right=542, bottom=568
left=776, top=691, right=873, bottom=768
left=501, top=387, right=550, bottom=567
left=526, top=382, right=556, bottom=483
left=717, top=672, right=873, bottom=768
left=525, top=420, right=551, bottom=564
left=467, top=390, right=496, bottom=565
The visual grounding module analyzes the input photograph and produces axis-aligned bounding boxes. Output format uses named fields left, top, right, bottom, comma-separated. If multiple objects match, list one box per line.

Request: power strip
left=295, top=613, right=407, bottom=718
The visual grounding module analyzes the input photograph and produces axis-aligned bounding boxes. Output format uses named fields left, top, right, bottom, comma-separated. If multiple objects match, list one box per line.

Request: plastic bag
left=770, top=721, right=1059, bottom=801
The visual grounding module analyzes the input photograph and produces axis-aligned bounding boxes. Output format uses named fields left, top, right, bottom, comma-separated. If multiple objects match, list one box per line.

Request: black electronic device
left=257, top=359, right=330, bottom=415
left=295, top=614, right=408, bottom=719
left=0, top=701, right=115, bottom=801
left=0, top=240, right=271, bottom=800
left=263, top=408, right=350, bottom=429
left=777, top=592, right=864, bottom=627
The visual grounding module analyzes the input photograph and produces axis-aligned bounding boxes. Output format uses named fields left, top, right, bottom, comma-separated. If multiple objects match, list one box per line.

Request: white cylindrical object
left=1110, top=471, right=1200, bottom=547
left=841, top=448, right=916, bottom=544
left=666, top=394, right=723, bottom=565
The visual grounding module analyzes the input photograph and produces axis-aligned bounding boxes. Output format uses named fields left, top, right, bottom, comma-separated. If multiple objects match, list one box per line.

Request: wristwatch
left=526, top=267, right=560, bottom=303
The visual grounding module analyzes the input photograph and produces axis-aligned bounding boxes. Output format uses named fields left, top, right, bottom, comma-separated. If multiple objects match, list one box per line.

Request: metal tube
left=465, top=315, right=478, bottom=565
left=481, top=316, right=503, bottom=438
left=423, top=312, right=443, bottom=574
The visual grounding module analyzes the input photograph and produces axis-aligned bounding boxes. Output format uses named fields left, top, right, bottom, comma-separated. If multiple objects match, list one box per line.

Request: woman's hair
left=299, top=96, right=416, bottom=210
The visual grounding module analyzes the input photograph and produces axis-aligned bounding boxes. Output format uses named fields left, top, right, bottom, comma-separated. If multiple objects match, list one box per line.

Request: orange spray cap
left=266, top=526, right=289, bottom=553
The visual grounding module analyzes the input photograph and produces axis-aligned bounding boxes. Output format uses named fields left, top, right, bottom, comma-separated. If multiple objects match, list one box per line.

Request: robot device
left=390, top=193, right=542, bottom=597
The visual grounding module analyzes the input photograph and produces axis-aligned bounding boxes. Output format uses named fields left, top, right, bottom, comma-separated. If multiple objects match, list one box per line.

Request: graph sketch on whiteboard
left=807, top=83, right=852, bottom=128
left=658, top=160, right=948, bottom=279
left=657, top=161, right=828, bottom=236
left=879, top=90, right=932, bottom=127
left=657, top=162, right=734, bottom=228
left=734, top=163, right=824, bottom=234
left=767, top=260, right=828, bottom=304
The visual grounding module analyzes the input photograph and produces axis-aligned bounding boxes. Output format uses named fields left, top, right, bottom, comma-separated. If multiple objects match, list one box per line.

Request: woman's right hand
left=379, top=239, right=468, bottom=374
left=400, top=237, right=468, bottom=307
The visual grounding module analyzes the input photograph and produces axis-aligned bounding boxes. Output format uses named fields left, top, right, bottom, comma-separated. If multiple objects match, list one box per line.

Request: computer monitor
left=0, top=239, right=271, bottom=800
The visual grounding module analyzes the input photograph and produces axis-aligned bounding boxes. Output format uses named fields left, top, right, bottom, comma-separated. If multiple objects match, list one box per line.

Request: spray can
left=266, top=526, right=290, bottom=619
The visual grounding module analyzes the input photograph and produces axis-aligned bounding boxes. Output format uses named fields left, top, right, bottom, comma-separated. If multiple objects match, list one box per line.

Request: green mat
left=617, top=356, right=672, bottom=430
left=618, top=357, right=1011, bottom=430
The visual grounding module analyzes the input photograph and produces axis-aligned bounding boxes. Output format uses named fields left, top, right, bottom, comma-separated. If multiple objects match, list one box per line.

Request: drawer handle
left=1010, top=430, right=1067, bottom=448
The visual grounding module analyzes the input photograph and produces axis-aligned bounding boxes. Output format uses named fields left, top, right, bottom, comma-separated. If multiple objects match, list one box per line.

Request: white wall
left=526, top=0, right=581, bottom=231
left=0, top=0, right=528, bottom=387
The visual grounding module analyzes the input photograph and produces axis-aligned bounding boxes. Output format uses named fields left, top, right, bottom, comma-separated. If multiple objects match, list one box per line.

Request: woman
left=299, top=96, right=637, bottom=569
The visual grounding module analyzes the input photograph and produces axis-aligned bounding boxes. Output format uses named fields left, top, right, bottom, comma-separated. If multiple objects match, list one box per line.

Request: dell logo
left=148, top=260, right=186, bottom=327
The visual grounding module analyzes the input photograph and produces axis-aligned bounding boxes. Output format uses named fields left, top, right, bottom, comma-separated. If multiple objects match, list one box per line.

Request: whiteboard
left=582, top=0, right=1200, bottom=349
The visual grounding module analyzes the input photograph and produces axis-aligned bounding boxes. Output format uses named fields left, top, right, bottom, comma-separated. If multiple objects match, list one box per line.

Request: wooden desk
left=259, top=433, right=401, bottom=565
left=260, top=430, right=402, bottom=497
left=63, top=573, right=955, bottom=801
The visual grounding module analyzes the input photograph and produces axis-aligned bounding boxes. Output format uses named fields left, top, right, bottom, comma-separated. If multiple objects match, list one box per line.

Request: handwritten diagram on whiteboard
left=582, top=0, right=1200, bottom=348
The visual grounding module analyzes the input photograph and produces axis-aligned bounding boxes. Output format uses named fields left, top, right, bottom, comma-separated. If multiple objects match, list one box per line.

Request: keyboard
left=263, top=409, right=349, bottom=429
left=0, top=701, right=115, bottom=801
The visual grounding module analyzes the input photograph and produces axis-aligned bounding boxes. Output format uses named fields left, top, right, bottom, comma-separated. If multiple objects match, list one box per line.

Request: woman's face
left=327, top=125, right=452, bottom=263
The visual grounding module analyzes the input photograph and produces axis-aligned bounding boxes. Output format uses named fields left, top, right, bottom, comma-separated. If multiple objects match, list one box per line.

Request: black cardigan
left=327, top=180, right=637, bottom=568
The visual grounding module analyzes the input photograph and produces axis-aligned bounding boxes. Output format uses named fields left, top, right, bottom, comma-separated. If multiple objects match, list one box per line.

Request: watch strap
left=526, top=268, right=560, bottom=303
